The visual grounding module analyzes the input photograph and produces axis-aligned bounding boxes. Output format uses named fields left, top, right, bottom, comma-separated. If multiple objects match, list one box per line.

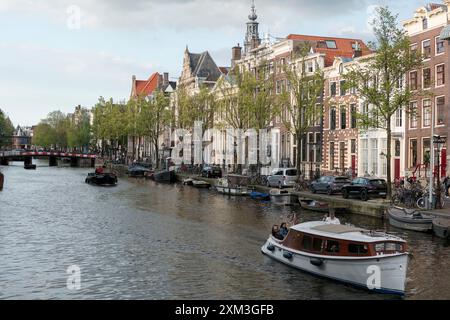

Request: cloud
left=0, top=0, right=371, bottom=33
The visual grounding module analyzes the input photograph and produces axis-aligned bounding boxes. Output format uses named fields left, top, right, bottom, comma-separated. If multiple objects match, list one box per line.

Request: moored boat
left=128, top=165, right=151, bottom=178
left=85, top=172, right=118, bottom=186
left=387, top=207, right=433, bottom=232
left=192, top=180, right=211, bottom=189
left=24, top=164, right=37, bottom=170
left=250, top=191, right=270, bottom=201
left=299, top=199, right=329, bottom=212
left=433, top=218, right=450, bottom=239
left=215, top=178, right=249, bottom=196
left=270, top=189, right=298, bottom=206
left=154, top=170, right=176, bottom=183
left=182, top=178, right=195, bottom=186
left=262, top=221, right=409, bottom=295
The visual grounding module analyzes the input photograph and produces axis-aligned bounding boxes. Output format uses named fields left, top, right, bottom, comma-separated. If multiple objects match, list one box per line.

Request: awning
left=440, top=25, right=450, bottom=40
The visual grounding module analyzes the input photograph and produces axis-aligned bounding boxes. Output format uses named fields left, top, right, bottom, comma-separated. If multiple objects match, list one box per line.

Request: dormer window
left=325, top=40, right=337, bottom=49
left=422, top=18, right=428, bottom=30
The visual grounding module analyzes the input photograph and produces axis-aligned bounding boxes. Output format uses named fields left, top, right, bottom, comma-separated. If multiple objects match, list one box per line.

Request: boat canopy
left=311, top=224, right=365, bottom=234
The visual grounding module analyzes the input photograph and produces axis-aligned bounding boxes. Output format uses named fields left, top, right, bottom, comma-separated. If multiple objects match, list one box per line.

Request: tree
left=138, top=91, right=171, bottom=168
left=279, top=43, right=325, bottom=178
left=344, top=6, right=423, bottom=199
left=0, top=109, right=14, bottom=148
left=33, top=123, right=55, bottom=147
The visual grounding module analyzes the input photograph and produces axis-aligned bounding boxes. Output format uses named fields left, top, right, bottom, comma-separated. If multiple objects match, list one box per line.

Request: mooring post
left=0, top=171, right=4, bottom=191
left=91, top=158, right=96, bottom=168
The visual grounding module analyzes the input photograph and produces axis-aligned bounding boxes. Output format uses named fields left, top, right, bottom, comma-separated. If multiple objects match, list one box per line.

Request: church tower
left=244, top=0, right=261, bottom=55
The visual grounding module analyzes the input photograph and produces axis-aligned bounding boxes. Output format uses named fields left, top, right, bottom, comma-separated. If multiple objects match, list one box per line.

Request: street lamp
left=433, top=135, right=446, bottom=209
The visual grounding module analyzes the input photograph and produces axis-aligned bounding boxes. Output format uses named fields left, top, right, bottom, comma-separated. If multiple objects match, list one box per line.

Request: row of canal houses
left=127, top=1, right=450, bottom=181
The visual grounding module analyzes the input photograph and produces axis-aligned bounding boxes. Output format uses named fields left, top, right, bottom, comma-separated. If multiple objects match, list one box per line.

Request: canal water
left=0, top=161, right=449, bottom=300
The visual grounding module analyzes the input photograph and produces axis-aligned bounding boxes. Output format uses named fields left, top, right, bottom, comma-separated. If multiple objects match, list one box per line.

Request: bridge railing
left=0, top=151, right=97, bottom=158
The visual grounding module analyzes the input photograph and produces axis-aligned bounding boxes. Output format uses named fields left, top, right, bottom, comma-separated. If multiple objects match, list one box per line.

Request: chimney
left=231, top=44, right=242, bottom=67
left=164, top=72, right=169, bottom=86
left=158, top=74, right=163, bottom=88
left=352, top=41, right=362, bottom=58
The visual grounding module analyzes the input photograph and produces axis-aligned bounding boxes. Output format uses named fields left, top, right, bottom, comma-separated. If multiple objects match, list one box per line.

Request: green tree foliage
left=344, top=6, right=423, bottom=198
left=0, top=109, right=14, bottom=147
left=279, top=43, right=325, bottom=176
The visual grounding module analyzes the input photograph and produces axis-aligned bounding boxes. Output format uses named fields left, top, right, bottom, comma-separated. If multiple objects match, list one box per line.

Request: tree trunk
left=296, top=133, right=302, bottom=180
left=386, top=124, right=392, bottom=200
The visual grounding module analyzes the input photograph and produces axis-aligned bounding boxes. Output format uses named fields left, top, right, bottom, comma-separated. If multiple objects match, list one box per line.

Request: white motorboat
left=215, top=178, right=249, bottom=196
left=262, top=221, right=409, bottom=295
left=269, top=189, right=298, bottom=205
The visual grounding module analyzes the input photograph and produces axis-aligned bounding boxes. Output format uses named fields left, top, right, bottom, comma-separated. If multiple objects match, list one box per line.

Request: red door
left=351, top=155, right=356, bottom=178
left=441, top=149, right=447, bottom=178
left=394, top=159, right=400, bottom=181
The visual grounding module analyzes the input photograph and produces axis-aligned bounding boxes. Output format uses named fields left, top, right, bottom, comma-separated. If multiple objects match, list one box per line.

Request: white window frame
left=435, top=95, right=445, bottom=127
left=422, top=67, right=431, bottom=90
left=435, top=36, right=445, bottom=56
left=409, top=100, right=418, bottom=129
left=422, top=99, right=432, bottom=128
left=435, top=63, right=445, bottom=88
left=422, top=39, right=431, bottom=60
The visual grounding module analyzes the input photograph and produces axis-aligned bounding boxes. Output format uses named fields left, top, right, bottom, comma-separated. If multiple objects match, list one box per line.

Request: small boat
left=24, top=164, right=37, bottom=170
left=182, top=178, right=195, bottom=186
left=299, top=199, right=329, bottom=212
left=154, top=170, right=176, bottom=183
left=128, top=165, right=151, bottom=178
left=215, top=178, right=249, bottom=196
left=262, top=221, right=409, bottom=295
left=433, top=218, right=450, bottom=239
left=387, top=207, right=433, bottom=232
left=85, top=172, right=118, bottom=186
left=192, top=180, right=211, bottom=189
left=270, top=189, right=298, bottom=206
left=250, top=191, right=270, bottom=201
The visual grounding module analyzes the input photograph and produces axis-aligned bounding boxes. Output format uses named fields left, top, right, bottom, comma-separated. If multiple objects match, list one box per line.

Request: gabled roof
left=287, top=34, right=372, bottom=67
left=186, top=50, right=222, bottom=82
left=133, top=72, right=160, bottom=97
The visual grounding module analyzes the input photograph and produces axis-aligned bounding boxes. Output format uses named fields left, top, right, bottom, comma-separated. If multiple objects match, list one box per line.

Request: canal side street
left=174, top=172, right=450, bottom=220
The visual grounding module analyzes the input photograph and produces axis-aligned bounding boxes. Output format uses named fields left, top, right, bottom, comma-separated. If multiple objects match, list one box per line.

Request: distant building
left=12, top=125, right=32, bottom=149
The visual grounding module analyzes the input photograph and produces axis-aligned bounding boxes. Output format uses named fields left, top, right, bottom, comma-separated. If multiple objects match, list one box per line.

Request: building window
left=361, top=103, right=369, bottom=129
left=330, top=142, right=335, bottom=170
left=381, top=139, right=387, bottom=176
left=351, top=104, right=357, bottom=129
left=410, top=43, right=418, bottom=53
left=422, top=39, right=431, bottom=59
left=423, top=68, right=431, bottom=89
left=395, top=140, right=401, bottom=157
left=276, top=80, right=282, bottom=94
left=306, top=61, right=314, bottom=73
left=409, top=71, right=418, bottom=90
left=330, top=107, right=337, bottom=130
left=315, top=104, right=322, bottom=126
left=315, top=133, right=322, bottom=162
left=361, top=139, right=368, bottom=175
left=340, top=106, right=346, bottom=129
left=326, top=40, right=337, bottom=49
left=308, top=133, right=315, bottom=162
left=340, top=80, right=346, bottom=96
left=410, top=101, right=418, bottom=129
left=423, top=100, right=431, bottom=127
left=410, top=139, right=418, bottom=168
left=436, top=37, right=445, bottom=55
left=351, top=139, right=356, bottom=154
left=395, top=107, right=403, bottom=127
left=371, top=139, right=378, bottom=176
left=423, top=18, right=428, bottom=30
left=436, top=96, right=445, bottom=126
left=436, top=64, right=445, bottom=86
left=339, top=142, right=346, bottom=172
left=330, top=82, right=337, bottom=96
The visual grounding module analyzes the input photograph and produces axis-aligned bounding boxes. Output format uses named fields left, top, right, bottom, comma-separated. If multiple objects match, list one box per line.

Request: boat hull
left=85, top=173, right=118, bottom=186
left=154, top=170, right=176, bottom=183
left=388, top=208, right=433, bottom=232
left=433, top=219, right=450, bottom=239
left=262, top=239, right=408, bottom=295
left=216, top=186, right=249, bottom=196
left=270, top=194, right=299, bottom=206
left=299, top=200, right=329, bottom=212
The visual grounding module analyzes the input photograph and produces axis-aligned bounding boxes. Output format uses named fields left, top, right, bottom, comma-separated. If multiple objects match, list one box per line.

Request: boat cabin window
left=348, top=243, right=369, bottom=255
left=313, top=238, right=323, bottom=252
left=375, top=242, right=404, bottom=253
left=302, top=235, right=323, bottom=252
left=302, top=235, right=312, bottom=250
left=325, top=240, right=340, bottom=253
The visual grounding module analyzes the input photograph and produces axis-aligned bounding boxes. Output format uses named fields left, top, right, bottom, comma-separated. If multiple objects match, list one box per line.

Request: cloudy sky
left=0, top=0, right=427, bottom=126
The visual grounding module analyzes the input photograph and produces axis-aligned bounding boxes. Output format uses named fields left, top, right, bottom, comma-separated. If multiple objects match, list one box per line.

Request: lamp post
left=433, top=135, right=446, bottom=209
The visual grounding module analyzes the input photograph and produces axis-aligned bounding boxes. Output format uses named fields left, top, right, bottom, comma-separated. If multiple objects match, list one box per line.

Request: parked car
left=342, top=177, right=388, bottom=201
left=201, top=166, right=222, bottom=178
left=310, top=176, right=351, bottom=195
left=266, top=168, right=298, bottom=188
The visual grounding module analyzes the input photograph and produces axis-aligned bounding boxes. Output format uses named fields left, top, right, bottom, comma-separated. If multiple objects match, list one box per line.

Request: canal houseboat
left=262, top=221, right=409, bottom=295
left=215, top=178, right=250, bottom=196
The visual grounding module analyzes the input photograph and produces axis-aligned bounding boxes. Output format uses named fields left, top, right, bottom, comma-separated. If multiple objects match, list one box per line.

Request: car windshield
left=285, top=170, right=297, bottom=176
left=370, top=179, right=386, bottom=185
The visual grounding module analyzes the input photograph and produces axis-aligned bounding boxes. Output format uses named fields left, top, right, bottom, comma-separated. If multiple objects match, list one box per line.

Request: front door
left=395, top=159, right=400, bottom=181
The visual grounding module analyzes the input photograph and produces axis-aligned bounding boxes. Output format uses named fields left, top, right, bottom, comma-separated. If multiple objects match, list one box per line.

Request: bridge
left=0, top=151, right=97, bottom=167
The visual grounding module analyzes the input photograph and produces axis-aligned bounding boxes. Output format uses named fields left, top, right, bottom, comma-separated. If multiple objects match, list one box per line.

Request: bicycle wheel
left=416, top=197, right=426, bottom=209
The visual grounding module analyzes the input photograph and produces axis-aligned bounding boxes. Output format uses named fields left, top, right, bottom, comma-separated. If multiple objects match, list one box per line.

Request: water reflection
left=0, top=161, right=449, bottom=299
